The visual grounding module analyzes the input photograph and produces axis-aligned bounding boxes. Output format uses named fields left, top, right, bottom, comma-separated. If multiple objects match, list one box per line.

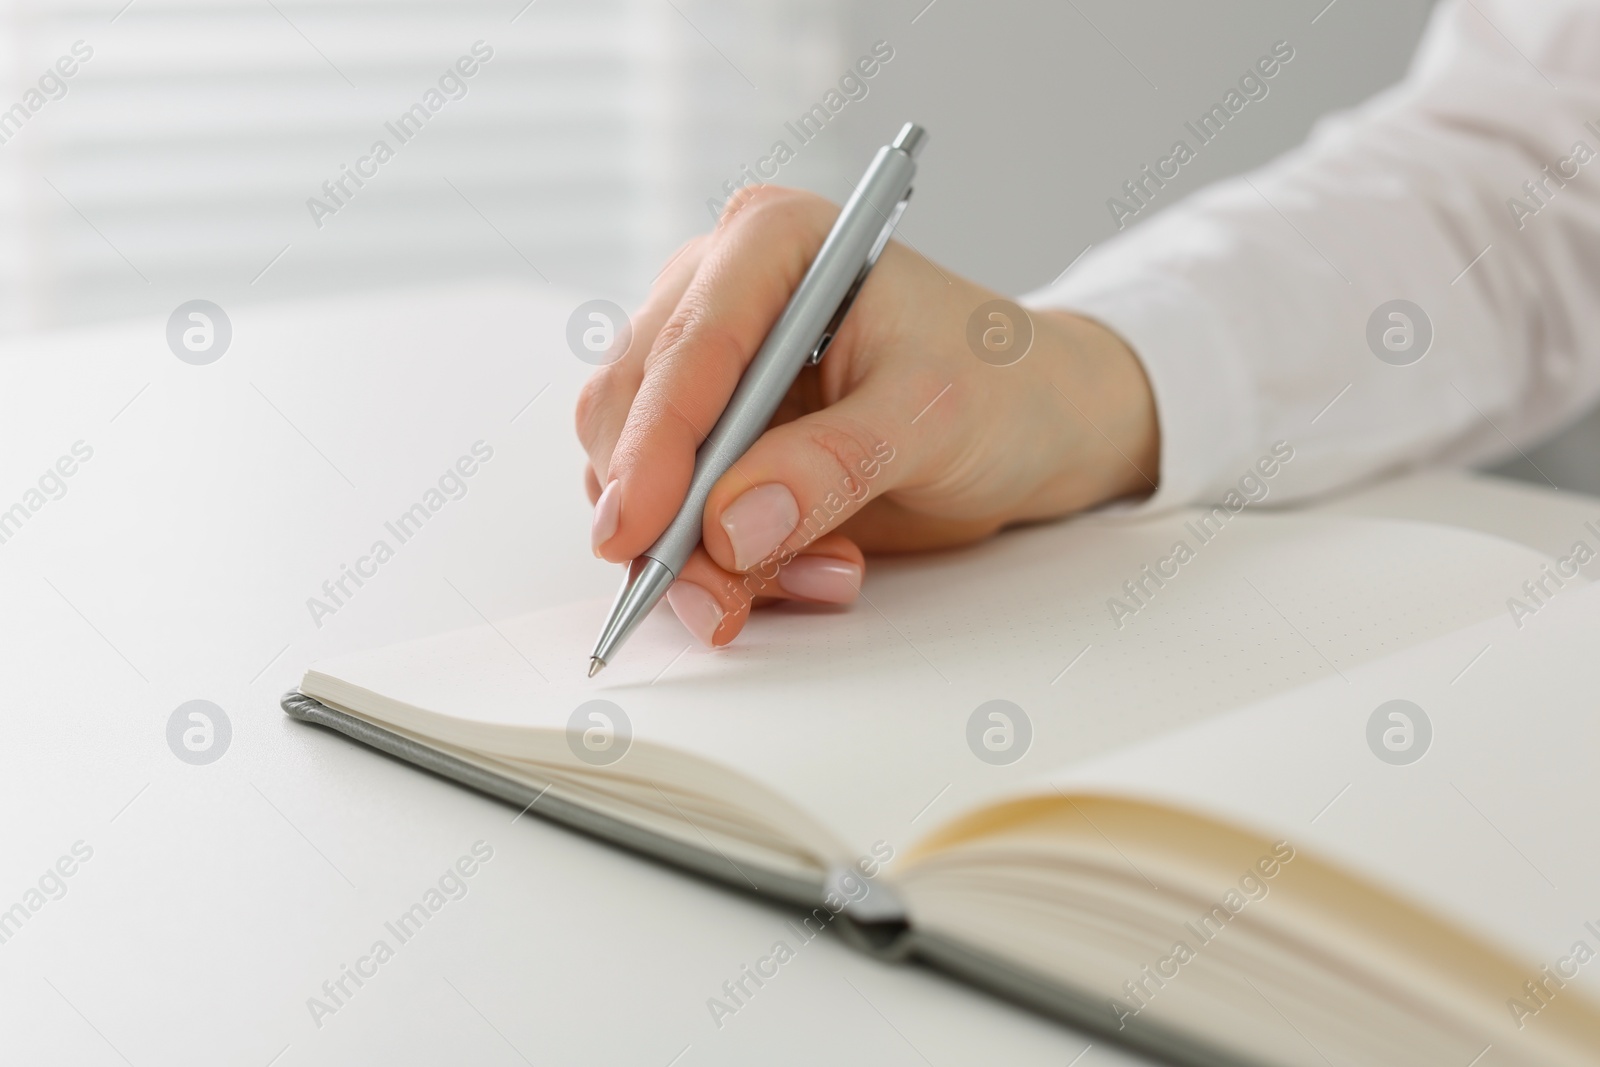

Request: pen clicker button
left=808, top=332, right=833, bottom=366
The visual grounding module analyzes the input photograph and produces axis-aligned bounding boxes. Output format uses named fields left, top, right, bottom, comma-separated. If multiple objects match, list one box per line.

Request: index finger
left=594, top=187, right=839, bottom=563
left=574, top=234, right=706, bottom=489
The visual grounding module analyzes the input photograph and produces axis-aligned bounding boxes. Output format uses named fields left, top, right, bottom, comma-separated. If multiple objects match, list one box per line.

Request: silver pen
left=588, top=121, right=927, bottom=676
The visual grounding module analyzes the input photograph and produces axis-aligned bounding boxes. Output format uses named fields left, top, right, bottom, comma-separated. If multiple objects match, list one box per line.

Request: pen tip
left=587, top=656, right=605, bottom=678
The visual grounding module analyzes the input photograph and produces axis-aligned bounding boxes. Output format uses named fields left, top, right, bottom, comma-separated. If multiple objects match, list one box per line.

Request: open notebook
left=285, top=511, right=1600, bottom=1067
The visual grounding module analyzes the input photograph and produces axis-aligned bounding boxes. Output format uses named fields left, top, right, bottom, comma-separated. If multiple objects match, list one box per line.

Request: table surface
left=3, top=281, right=1594, bottom=1067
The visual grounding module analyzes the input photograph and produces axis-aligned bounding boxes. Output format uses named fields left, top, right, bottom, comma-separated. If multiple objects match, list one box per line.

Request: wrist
left=1022, top=307, right=1160, bottom=514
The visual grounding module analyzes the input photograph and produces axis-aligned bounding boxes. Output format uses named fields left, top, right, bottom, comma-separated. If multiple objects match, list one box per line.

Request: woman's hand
left=575, top=185, right=1159, bottom=648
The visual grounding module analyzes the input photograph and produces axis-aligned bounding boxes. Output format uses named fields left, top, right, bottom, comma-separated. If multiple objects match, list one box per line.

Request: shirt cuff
left=1023, top=270, right=1258, bottom=514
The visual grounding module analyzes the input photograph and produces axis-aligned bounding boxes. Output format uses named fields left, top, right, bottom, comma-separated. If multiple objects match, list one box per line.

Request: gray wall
left=829, top=0, right=1436, bottom=295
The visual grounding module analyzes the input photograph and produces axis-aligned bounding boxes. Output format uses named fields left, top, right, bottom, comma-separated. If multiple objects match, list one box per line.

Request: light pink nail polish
left=777, top=557, right=862, bottom=603
left=591, top=479, right=620, bottom=556
left=667, top=582, right=724, bottom=647
left=720, top=483, right=800, bottom=571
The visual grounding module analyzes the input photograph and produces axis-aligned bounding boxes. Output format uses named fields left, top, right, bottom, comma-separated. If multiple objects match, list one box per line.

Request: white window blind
left=0, top=0, right=843, bottom=332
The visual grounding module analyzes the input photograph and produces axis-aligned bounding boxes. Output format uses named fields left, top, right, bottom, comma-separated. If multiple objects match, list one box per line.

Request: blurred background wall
left=0, top=0, right=1440, bottom=329
left=0, top=0, right=1592, bottom=489
left=0, top=0, right=845, bottom=329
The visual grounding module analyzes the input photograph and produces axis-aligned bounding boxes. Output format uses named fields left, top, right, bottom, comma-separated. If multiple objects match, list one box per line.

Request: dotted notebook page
left=305, top=511, right=1556, bottom=865
left=1047, top=576, right=1600, bottom=999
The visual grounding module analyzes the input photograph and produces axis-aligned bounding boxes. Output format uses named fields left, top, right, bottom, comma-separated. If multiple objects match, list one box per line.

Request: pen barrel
left=643, top=143, right=918, bottom=573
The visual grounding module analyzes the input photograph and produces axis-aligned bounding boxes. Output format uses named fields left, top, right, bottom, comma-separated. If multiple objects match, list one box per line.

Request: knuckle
left=573, top=370, right=617, bottom=452
left=721, top=184, right=828, bottom=235
left=802, top=416, right=881, bottom=505
left=646, top=305, right=693, bottom=363
left=649, top=299, right=745, bottom=377
left=717, top=183, right=787, bottom=227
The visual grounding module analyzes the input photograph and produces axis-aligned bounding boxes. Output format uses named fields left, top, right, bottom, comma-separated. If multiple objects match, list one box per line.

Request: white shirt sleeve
left=1026, top=0, right=1600, bottom=510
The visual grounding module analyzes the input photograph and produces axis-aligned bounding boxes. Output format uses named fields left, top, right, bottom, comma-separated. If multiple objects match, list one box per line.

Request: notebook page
left=305, top=512, right=1554, bottom=865
left=1041, top=573, right=1600, bottom=996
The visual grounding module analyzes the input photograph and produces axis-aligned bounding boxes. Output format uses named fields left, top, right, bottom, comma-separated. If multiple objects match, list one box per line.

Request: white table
left=2, top=282, right=1591, bottom=1066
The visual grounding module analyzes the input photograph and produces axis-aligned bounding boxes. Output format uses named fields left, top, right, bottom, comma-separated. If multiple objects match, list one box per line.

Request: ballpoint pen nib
left=587, top=656, right=605, bottom=678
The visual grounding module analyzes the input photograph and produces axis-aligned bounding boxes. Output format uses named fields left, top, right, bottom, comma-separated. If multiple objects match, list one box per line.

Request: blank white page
left=304, top=511, right=1553, bottom=865
left=1045, top=574, right=1600, bottom=992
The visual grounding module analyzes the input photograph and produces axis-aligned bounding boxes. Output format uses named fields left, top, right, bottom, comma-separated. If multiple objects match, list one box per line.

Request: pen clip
left=808, top=189, right=913, bottom=366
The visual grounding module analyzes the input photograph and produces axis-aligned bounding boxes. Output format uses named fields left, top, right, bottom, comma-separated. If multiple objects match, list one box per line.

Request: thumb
left=700, top=390, right=908, bottom=574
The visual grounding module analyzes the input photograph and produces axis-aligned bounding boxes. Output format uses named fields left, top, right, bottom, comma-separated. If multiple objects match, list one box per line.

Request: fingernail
left=591, top=479, right=620, bottom=556
left=777, top=557, right=862, bottom=603
left=667, top=582, right=724, bottom=647
left=720, top=483, right=800, bottom=571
